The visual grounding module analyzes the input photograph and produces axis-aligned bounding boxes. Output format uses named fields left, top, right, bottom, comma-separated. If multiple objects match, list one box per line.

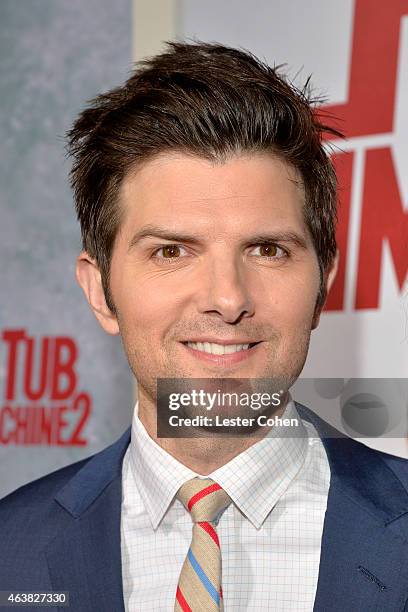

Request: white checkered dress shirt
left=121, top=396, right=331, bottom=610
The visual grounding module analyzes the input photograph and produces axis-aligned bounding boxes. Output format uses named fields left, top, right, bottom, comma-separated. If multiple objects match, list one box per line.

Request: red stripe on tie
left=199, top=521, right=220, bottom=547
left=176, top=586, right=192, bottom=612
left=188, top=483, right=221, bottom=511
left=220, top=586, right=223, bottom=599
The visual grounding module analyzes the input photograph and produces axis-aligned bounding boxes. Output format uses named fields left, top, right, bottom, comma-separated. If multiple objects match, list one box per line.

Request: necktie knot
left=176, top=477, right=232, bottom=524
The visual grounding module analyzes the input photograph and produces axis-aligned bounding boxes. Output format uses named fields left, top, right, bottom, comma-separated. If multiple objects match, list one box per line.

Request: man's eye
left=150, top=243, right=288, bottom=263
left=251, top=243, right=288, bottom=259
left=152, top=244, right=187, bottom=261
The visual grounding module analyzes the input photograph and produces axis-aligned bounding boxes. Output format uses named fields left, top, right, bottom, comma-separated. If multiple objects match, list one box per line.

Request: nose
left=196, top=254, right=255, bottom=324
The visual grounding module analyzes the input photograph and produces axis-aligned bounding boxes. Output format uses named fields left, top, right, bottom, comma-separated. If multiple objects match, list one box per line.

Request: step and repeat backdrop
left=0, top=0, right=134, bottom=498
left=1, top=0, right=407, bottom=498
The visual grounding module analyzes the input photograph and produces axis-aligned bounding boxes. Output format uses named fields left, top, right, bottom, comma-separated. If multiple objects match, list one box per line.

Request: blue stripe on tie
left=187, top=548, right=220, bottom=605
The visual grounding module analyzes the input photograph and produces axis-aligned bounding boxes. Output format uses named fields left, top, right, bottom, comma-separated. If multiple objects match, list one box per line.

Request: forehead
left=119, top=151, right=306, bottom=236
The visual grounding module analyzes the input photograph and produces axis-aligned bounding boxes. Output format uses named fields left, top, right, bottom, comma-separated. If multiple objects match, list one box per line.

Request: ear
left=75, top=251, right=119, bottom=335
left=311, top=249, right=339, bottom=330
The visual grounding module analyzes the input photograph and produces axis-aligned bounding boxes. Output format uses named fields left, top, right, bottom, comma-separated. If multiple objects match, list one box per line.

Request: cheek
left=262, top=270, right=319, bottom=320
left=286, top=298, right=317, bottom=334
left=115, top=276, right=188, bottom=351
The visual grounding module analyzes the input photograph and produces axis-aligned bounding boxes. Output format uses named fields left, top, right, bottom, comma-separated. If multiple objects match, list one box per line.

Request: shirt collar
left=128, top=401, right=198, bottom=530
left=208, top=399, right=309, bottom=527
left=128, top=394, right=309, bottom=529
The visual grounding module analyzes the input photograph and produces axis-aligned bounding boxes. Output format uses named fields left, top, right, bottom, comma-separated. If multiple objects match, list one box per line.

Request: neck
left=137, top=389, right=289, bottom=474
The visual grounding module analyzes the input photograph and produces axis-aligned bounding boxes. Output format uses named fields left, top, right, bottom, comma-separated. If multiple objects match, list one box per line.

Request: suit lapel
left=296, top=403, right=408, bottom=612
left=45, top=428, right=131, bottom=612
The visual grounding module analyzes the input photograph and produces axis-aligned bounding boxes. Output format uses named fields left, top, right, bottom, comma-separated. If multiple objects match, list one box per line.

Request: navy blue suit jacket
left=1, top=402, right=408, bottom=611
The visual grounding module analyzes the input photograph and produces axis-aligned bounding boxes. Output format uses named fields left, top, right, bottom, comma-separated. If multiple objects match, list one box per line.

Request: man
left=1, top=41, right=408, bottom=612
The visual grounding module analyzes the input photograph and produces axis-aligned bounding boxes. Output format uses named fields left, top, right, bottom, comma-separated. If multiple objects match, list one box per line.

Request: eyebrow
left=128, top=224, right=309, bottom=251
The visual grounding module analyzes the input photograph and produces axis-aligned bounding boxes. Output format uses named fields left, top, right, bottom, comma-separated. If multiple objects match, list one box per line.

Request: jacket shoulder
left=0, top=454, right=96, bottom=590
left=0, top=428, right=131, bottom=590
left=0, top=454, right=92, bottom=510
left=0, top=426, right=131, bottom=517
left=296, top=400, right=408, bottom=497
left=373, top=447, right=408, bottom=489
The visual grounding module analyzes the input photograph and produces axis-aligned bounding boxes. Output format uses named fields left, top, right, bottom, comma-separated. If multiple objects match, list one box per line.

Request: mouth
left=180, top=340, right=262, bottom=365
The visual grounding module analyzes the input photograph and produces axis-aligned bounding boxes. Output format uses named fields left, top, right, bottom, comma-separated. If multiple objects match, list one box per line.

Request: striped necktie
left=174, top=477, right=232, bottom=611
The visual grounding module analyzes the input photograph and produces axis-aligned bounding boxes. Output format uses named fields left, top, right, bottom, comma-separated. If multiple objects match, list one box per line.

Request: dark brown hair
left=67, top=40, right=341, bottom=313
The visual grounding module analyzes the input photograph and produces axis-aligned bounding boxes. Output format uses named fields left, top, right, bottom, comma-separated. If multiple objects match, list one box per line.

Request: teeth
left=186, top=342, right=250, bottom=355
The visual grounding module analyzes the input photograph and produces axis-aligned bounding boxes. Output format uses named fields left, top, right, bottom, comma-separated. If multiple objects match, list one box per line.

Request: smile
left=184, top=341, right=257, bottom=355
left=181, top=340, right=261, bottom=365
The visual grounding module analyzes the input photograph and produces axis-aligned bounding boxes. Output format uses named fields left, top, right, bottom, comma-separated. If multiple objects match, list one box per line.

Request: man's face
left=79, top=152, right=336, bottom=414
